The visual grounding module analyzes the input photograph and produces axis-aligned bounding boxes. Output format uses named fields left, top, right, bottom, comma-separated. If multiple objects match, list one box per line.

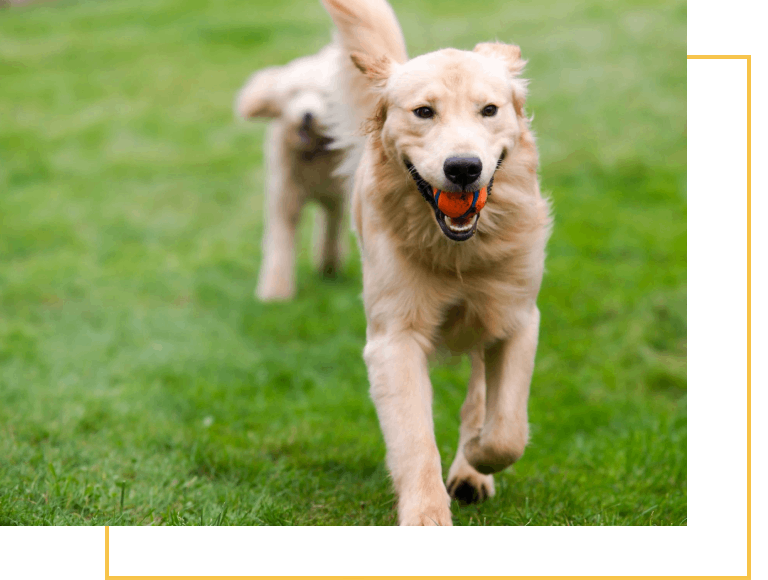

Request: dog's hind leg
left=256, top=128, right=303, bottom=301
left=446, top=349, right=495, bottom=503
left=464, top=306, right=539, bottom=474
left=312, top=196, right=346, bottom=278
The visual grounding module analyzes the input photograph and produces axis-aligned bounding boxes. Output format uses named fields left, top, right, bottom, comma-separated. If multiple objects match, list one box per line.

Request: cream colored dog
left=321, top=0, right=551, bottom=525
left=237, top=45, right=347, bottom=301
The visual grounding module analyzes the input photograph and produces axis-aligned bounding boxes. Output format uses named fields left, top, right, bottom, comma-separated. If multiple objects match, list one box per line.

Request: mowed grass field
left=0, top=0, right=686, bottom=525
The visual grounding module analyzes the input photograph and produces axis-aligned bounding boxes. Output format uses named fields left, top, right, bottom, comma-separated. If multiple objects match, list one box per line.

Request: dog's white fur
left=237, top=45, right=347, bottom=301
left=321, top=0, right=551, bottom=525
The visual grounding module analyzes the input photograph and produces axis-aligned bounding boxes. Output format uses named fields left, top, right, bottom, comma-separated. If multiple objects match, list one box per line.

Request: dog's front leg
left=446, top=349, right=495, bottom=503
left=364, top=331, right=452, bottom=526
left=256, top=140, right=302, bottom=301
left=313, top=197, right=346, bottom=278
left=464, top=305, right=540, bottom=474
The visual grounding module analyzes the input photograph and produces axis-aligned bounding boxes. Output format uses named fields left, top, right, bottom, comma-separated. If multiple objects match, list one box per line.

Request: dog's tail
left=320, top=0, right=408, bottom=180
left=321, top=0, right=407, bottom=66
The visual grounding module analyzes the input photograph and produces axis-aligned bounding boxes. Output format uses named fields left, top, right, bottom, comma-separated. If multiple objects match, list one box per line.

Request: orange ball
left=434, top=187, right=487, bottom=218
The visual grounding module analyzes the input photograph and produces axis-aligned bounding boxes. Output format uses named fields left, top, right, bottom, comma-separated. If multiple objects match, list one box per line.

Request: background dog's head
left=236, top=46, right=337, bottom=157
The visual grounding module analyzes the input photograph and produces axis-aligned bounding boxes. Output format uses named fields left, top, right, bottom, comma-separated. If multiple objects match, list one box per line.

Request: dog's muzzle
left=298, top=112, right=334, bottom=161
left=405, top=154, right=504, bottom=242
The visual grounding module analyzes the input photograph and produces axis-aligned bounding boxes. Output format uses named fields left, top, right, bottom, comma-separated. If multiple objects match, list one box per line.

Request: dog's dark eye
left=481, top=104, right=498, bottom=117
left=413, top=106, right=435, bottom=119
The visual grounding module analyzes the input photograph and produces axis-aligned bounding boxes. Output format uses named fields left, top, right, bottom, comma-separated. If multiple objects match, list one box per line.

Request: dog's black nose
left=443, top=157, right=483, bottom=189
left=302, top=112, right=314, bottom=127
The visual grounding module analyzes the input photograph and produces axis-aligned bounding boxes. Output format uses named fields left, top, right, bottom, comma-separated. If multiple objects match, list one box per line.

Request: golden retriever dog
left=237, top=45, right=347, bottom=301
left=320, top=0, right=551, bottom=525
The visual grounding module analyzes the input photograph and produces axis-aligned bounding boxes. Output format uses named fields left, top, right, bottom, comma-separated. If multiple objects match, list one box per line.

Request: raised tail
left=320, top=0, right=408, bottom=181
left=321, top=0, right=407, bottom=65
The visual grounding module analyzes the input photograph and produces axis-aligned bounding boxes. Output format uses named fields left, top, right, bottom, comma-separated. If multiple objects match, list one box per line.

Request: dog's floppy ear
left=350, top=52, right=393, bottom=89
left=473, top=42, right=528, bottom=117
left=236, top=67, right=284, bottom=119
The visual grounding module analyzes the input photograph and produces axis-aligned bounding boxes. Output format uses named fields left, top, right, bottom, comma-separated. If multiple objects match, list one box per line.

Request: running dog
left=237, top=44, right=347, bottom=301
left=321, top=0, right=551, bottom=525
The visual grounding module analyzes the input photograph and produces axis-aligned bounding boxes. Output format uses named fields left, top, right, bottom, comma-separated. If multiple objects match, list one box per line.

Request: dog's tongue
left=434, top=187, right=487, bottom=219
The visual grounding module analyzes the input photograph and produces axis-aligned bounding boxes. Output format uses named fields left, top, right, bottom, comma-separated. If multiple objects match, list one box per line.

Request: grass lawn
left=0, top=0, right=686, bottom=525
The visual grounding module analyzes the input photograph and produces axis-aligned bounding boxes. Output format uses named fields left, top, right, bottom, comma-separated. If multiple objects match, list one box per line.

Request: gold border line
left=687, top=53, right=753, bottom=580
left=745, top=54, right=752, bottom=580
left=687, top=54, right=751, bottom=59
left=103, top=576, right=744, bottom=580
left=104, top=55, right=752, bottom=580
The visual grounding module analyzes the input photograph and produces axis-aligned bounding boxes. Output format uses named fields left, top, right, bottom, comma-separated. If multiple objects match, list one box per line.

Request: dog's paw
left=399, top=505, right=453, bottom=526
left=464, top=433, right=525, bottom=474
left=398, top=492, right=453, bottom=526
left=255, top=283, right=295, bottom=302
left=446, top=455, right=495, bottom=504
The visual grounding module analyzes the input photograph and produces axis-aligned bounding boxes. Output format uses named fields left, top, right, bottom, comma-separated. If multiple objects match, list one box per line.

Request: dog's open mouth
left=405, top=156, right=504, bottom=242
left=440, top=213, right=480, bottom=239
left=298, top=129, right=334, bottom=161
left=298, top=113, right=334, bottom=161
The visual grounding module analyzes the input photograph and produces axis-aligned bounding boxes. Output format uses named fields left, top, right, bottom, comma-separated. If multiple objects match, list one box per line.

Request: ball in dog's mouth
left=433, top=187, right=487, bottom=239
left=405, top=161, right=494, bottom=242
left=434, top=187, right=487, bottom=218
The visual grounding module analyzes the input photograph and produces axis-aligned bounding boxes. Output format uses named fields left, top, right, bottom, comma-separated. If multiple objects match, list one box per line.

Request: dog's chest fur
left=435, top=265, right=540, bottom=351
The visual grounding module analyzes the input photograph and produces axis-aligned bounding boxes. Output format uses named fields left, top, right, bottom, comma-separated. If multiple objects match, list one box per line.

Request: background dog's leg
left=313, top=197, right=345, bottom=278
left=464, top=306, right=540, bottom=474
left=364, top=331, right=452, bottom=526
left=446, top=349, right=495, bottom=503
left=256, top=142, right=302, bottom=301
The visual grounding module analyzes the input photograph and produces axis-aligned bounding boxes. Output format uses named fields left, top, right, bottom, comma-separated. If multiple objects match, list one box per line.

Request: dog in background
left=237, top=44, right=347, bottom=301
left=321, top=0, right=551, bottom=525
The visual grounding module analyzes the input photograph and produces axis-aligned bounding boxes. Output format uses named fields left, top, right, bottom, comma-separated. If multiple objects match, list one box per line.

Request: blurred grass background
left=0, top=0, right=686, bottom=525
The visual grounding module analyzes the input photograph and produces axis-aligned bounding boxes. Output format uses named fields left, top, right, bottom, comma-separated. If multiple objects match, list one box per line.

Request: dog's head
left=236, top=48, right=336, bottom=158
left=353, top=43, right=527, bottom=241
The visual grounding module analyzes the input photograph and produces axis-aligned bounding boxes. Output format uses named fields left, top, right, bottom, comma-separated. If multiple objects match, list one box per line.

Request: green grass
left=0, top=0, right=686, bottom=525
